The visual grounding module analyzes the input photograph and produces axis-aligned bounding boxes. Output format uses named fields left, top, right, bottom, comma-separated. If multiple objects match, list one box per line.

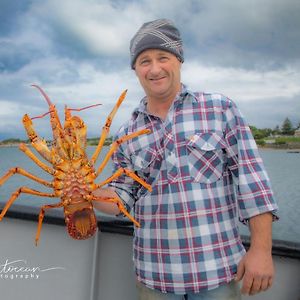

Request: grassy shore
left=1, top=136, right=300, bottom=150
left=257, top=136, right=300, bottom=150
left=0, top=137, right=113, bottom=147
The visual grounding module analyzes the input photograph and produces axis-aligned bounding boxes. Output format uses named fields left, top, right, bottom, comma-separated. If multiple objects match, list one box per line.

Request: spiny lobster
left=0, top=85, right=151, bottom=245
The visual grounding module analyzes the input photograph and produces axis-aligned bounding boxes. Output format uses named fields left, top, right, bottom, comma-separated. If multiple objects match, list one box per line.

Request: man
left=93, top=19, right=278, bottom=299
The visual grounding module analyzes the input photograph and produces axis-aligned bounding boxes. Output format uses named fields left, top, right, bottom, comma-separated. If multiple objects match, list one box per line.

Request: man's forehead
left=137, top=49, right=175, bottom=60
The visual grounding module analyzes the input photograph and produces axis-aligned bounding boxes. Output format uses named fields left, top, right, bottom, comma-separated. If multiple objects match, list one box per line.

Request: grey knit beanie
left=130, top=19, right=184, bottom=69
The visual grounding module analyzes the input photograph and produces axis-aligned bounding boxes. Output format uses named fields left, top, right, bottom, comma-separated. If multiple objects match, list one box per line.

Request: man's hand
left=235, top=247, right=274, bottom=295
left=235, top=212, right=274, bottom=295
left=92, top=187, right=120, bottom=215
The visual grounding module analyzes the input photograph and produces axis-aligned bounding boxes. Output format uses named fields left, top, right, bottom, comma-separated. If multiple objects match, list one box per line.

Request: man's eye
left=159, top=56, right=169, bottom=62
left=140, top=59, right=150, bottom=65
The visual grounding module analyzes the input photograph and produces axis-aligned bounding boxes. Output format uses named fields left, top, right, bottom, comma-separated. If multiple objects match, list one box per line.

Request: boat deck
left=0, top=204, right=299, bottom=300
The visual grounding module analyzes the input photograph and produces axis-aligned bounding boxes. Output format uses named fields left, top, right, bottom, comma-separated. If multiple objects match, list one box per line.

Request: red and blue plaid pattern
left=108, top=85, right=278, bottom=294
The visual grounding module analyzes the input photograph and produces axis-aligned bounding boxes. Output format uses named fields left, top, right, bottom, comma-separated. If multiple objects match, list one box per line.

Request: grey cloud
left=0, top=0, right=32, bottom=35
left=238, top=95, right=300, bottom=129
left=29, top=1, right=134, bottom=62
left=183, top=0, right=300, bottom=70
left=0, top=0, right=299, bottom=140
left=0, top=40, right=41, bottom=73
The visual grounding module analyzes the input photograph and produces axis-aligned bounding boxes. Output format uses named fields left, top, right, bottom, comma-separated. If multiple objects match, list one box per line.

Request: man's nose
left=149, top=60, right=162, bottom=74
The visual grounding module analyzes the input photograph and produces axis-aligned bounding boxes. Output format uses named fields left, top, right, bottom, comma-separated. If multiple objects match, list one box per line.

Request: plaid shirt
left=108, top=84, right=278, bottom=294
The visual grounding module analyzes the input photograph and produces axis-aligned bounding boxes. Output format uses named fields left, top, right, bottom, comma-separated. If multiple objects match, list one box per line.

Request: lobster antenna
left=67, top=103, right=102, bottom=112
left=31, top=111, right=52, bottom=120
left=31, top=84, right=53, bottom=106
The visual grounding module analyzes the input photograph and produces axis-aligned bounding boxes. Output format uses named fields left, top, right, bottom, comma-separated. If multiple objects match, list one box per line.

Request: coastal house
left=294, top=129, right=300, bottom=137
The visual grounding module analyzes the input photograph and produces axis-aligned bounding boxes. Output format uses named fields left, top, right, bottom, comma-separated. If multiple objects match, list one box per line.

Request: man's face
left=134, top=49, right=182, bottom=103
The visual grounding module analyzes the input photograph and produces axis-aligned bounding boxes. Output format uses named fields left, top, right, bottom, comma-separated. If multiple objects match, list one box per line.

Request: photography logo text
left=0, top=259, right=65, bottom=280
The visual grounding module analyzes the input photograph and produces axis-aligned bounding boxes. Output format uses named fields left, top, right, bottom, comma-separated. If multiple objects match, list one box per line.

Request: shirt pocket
left=186, top=132, right=226, bottom=184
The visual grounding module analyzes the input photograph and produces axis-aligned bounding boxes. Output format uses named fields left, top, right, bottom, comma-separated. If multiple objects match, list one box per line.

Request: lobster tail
left=66, top=208, right=97, bottom=240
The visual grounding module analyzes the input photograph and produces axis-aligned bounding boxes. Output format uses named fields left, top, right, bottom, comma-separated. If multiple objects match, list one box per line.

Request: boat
left=0, top=203, right=299, bottom=300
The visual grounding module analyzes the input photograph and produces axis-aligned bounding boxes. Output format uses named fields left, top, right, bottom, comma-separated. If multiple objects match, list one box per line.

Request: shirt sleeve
left=107, top=129, right=140, bottom=214
left=224, top=98, right=279, bottom=224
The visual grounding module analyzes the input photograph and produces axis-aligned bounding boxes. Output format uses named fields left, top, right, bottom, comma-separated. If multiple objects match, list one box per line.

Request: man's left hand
left=235, top=247, right=274, bottom=295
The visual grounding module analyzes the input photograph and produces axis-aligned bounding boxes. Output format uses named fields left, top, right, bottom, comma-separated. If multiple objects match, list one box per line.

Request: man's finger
left=241, top=273, right=254, bottom=295
left=268, top=277, right=273, bottom=289
left=235, top=258, right=245, bottom=282
left=250, top=276, right=262, bottom=295
left=260, top=277, right=270, bottom=291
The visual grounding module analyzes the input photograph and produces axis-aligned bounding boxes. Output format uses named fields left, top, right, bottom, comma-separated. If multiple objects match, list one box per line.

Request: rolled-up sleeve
left=224, top=99, right=279, bottom=223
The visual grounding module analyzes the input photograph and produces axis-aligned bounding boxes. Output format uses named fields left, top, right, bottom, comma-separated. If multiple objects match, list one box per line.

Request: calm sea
left=0, top=146, right=299, bottom=244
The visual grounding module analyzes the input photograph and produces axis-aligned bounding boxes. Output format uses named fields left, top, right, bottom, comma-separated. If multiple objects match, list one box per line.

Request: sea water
left=0, top=146, right=299, bottom=244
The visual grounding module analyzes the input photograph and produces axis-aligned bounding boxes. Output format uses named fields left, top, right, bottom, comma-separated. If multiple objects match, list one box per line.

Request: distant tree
left=1, top=138, right=21, bottom=144
left=261, top=128, right=272, bottom=138
left=272, top=125, right=281, bottom=135
left=281, top=118, right=294, bottom=135
left=249, top=126, right=259, bottom=139
left=104, top=136, right=113, bottom=145
left=249, top=126, right=272, bottom=140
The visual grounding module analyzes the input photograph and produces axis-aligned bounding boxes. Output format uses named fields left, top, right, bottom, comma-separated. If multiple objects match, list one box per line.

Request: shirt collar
left=133, top=83, right=196, bottom=117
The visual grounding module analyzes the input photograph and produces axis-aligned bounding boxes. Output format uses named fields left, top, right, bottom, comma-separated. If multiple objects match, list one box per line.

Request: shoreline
left=1, top=143, right=300, bottom=152
left=258, top=145, right=300, bottom=151
left=0, top=143, right=30, bottom=148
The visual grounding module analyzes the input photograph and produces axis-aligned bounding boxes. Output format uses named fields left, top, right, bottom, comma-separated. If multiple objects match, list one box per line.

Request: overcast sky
left=1, top=0, right=300, bottom=140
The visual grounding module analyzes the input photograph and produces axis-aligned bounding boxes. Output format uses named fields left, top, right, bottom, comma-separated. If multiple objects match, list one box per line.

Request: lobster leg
left=19, top=143, right=55, bottom=175
left=22, top=114, right=54, bottom=163
left=35, top=202, right=64, bottom=246
left=95, top=129, right=151, bottom=176
left=96, top=167, right=152, bottom=192
left=0, top=167, right=53, bottom=188
left=91, top=195, right=140, bottom=227
left=90, top=90, right=128, bottom=165
left=0, top=187, right=56, bottom=221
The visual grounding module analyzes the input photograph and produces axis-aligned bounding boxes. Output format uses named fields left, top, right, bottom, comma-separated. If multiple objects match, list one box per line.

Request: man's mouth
left=149, top=76, right=166, bottom=81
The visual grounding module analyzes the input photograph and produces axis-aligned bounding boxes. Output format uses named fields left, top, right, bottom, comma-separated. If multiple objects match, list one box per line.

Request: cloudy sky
left=0, top=0, right=300, bottom=140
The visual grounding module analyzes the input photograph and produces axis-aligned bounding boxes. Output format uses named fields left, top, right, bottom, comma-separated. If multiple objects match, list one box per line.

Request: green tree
left=281, top=118, right=294, bottom=135
left=272, top=125, right=281, bottom=135
left=249, top=126, right=272, bottom=140
left=1, top=138, right=21, bottom=144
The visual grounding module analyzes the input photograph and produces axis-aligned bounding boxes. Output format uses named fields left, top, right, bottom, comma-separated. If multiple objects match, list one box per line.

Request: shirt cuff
left=239, top=205, right=279, bottom=225
left=107, top=183, right=136, bottom=215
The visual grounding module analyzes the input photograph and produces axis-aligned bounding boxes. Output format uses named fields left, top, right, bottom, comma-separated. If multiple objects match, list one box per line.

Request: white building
left=294, top=129, right=300, bottom=137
